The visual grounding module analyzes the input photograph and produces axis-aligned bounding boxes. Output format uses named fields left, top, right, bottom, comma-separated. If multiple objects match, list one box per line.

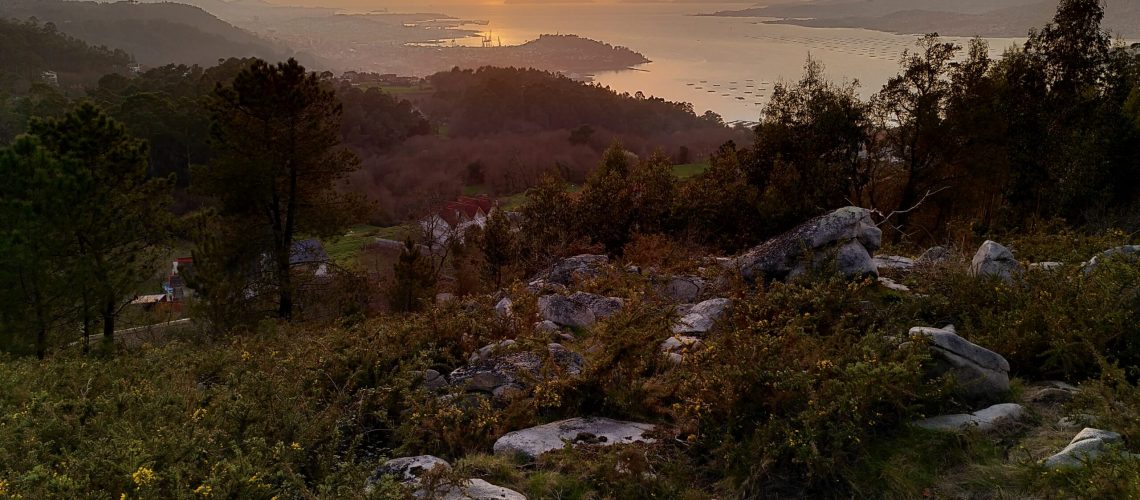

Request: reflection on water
left=373, top=2, right=1024, bottom=122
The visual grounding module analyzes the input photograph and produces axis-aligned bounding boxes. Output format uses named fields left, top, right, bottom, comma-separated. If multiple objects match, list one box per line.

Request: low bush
left=674, top=277, right=948, bottom=495
left=905, top=257, right=1140, bottom=381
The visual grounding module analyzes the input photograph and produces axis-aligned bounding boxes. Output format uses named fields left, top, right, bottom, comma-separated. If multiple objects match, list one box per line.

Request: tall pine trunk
left=277, top=252, right=293, bottom=320
left=102, top=295, right=115, bottom=344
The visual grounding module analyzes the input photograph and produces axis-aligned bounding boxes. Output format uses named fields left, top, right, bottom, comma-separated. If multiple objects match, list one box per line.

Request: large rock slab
left=1043, top=428, right=1126, bottom=469
left=913, top=403, right=1027, bottom=433
left=494, top=298, right=514, bottom=319
left=368, top=455, right=451, bottom=485
left=660, top=276, right=707, bottom=303
left=539, top=293, right=624, bottom=328
left=737, top=206, right=882, bottom=282
left=438, top=479, right=527, bottom=500
left=969, top=241, right=1022, bottom=282
left=366, top=455, right=526, bottom=499
left=538, top=295, right=595, bottom=329
left=534, top=255, right=609, bottom=286
left=493, top=417, right=656, bottom=460
left=569, top=292, right=624, bottom=320
left=910, top=326, right=1011, bottom=401
left=450, top=344, right=583, bottom=397
left=672, top=298, right=732, bottom=335
left=873, top=255, right=916, bottom=271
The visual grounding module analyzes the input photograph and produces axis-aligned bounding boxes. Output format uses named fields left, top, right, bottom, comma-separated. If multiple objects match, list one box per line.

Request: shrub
left=906, top=257, right=1140, bottom=381
left=674, top=277, right=945, bottom=495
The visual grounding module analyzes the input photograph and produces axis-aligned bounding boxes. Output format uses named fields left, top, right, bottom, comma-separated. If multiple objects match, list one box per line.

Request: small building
left=130, top=293, right=169, bottom=312
left=40, top=71, right=59, bottom=87
left=420, top=195, right=497, bottom=247
left=290, top=239, right=331, bottom=278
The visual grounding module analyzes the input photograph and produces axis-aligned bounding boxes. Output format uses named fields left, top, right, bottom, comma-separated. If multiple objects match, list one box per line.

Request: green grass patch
left=322, top=224, right=413, bottom=268
left=499, top=184, right=581, bottom=210
left=672, top=163, right=709, bottom=180
left=463, top=185, right=488, bottom=196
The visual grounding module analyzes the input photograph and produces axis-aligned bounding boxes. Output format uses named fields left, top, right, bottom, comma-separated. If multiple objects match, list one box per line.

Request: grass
left=672, top=163, right=710, bottom=179
left=463, top=185, right=489, bottom=196
left=322, top=224, right=414, bottom=268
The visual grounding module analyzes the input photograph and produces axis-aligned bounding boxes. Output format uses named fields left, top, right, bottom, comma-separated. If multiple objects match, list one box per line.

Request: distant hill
left=709, top=0, right=1042, bottom=19
left=0, top=17, right=131, bottom=94
left=711, top=0, right=1140, bottom=38
left=0, top=0, right=293, bottom=67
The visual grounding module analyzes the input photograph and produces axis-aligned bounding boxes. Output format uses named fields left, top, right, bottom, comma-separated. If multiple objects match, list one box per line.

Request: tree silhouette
left=197, top=59, right=363, bottom=320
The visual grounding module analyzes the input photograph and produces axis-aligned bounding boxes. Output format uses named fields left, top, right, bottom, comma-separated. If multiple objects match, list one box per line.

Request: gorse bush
left=674, top=277, right=945, bottom=495
left=905, top=256, right=1140, bottom=381
left=2, top=246, right=1140, bottom=497
left=0, top=298, right=524, bottom=498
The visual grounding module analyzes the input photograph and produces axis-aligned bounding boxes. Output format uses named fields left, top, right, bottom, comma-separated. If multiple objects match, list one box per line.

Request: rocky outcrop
left=538, top=295, right=595, bottom=329
left=672, top=298, right=731, bottom=335
left=422, top=369, right=448, bottom=391
left=910, top=326, right=1010, bottom=401
left=538, top=293, right=624, bottom=329
left=1027, top=381, right=1080, bottom=404
left=873, top=255, right=916, bottom=271
left=969, top=241, right=1021, bottom=282
left=569, top=292, right=624, bottom=320
left=449, top=343, right=583, bottom=398
left=369, top=455, right=451, bottom=485
left=736, top=207, right=882, bottom=282
left=534, top=320, right=561, bottom=335
left=493, top=417, right=656, bottom=460
left=533, top=255, right=609, bottom=286
left=526, top=279, right=567, bottom=296
left=494, top=298, right=513, bottom=318
left=660, top=276, right=707, bottom=303
left=912, top=403, right=1027, bottom=433
left=366, top=455, right=526, bottom=499
left=1044, top=428, right=1127, bottom=469
left=1082, top=245, right=1140, bottom=274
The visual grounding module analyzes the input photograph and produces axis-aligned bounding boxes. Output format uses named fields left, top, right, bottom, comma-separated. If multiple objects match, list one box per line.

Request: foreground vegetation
left=1, top=240, right=1138, bottom=497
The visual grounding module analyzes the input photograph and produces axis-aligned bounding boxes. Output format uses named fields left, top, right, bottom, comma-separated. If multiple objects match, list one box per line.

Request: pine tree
left=196, top=58, right=364, bottom=321
left=0, top=137, right=72, bottom=357
left=27, top=103, right=172, bottom=346
left=389, top=239, right=435, bottom=313
left=481, top=209, right=515, bottom=289
left=0, top=103, right=169, bottom=353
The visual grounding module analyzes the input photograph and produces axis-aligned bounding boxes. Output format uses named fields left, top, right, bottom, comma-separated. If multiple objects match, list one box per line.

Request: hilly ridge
left=711, top=0, right=1140, bottom=38
left=0, top=0, right=296, bottom=67
left=0, top=17, right=131, bottom=94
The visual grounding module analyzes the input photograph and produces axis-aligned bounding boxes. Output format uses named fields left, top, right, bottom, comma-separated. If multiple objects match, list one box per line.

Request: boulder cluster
left=374, top=207, right=1139, bottom=495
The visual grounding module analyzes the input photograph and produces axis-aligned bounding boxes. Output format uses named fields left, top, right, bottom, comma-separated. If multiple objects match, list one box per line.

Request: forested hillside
left=355, top=67, right=742, bottom=220
left=422, top=67, right=717, bottom=137
left=0, top=0, right=292, bottom=67
left=0, top=18, right=131, bottom=95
